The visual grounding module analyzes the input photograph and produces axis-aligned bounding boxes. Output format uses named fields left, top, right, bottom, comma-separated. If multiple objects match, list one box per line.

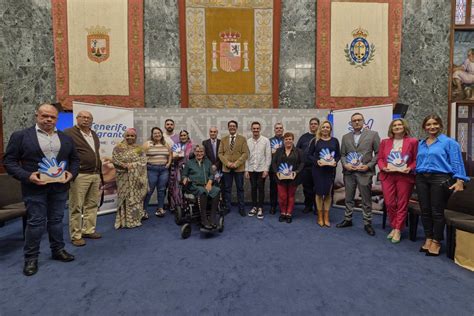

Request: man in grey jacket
left=336, top=112, right=380, bottom=236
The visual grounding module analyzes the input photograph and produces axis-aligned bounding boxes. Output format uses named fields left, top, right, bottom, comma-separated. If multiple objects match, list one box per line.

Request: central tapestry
left=179, top=0, right=281, bottom=108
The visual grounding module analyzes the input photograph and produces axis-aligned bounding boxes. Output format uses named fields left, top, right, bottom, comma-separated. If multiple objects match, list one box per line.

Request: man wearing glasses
left=64, top=111, right=102, bottom=246
left=337, top=112, right=380, bottom=236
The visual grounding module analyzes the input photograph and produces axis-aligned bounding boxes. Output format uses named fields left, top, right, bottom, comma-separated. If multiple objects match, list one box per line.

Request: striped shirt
left=145, top=141, right=170, bottom=166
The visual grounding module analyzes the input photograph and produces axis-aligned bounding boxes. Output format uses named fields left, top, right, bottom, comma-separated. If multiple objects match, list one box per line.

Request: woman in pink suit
left=377, top=119, right=418, bottom=243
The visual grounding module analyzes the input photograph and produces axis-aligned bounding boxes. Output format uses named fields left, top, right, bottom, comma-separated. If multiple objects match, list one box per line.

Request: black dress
left=308, top=137, right=341, bottom=195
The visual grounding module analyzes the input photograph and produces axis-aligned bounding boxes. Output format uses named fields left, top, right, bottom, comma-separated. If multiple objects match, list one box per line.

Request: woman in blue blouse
left=416, top=115, right=469, bottom=256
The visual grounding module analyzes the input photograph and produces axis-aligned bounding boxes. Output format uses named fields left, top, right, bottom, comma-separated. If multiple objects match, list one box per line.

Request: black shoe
left=270, top=207, right=276, bottom=215
left=426, top=251, right=440, bottom=257
left=23, top=260, right=38, bottom=276
left=238, top=209, right=246, bottom=217
left=336, top=220, right=353, bottom=228
left=419, top=246, right=429, bottom=253
left=52, top=249, right=75, bottom=262
left=286, top=216, right=292, bottom=223
left=279, top=214, right=286, bottom=222
left=302, top=207, right=312, bottom=214
left=364, top=224, right=375, bottom=236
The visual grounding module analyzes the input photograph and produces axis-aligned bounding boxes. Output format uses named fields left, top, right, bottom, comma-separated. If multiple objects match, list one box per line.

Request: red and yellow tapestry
left=316, top=0, right=402, bottom=109
left=52, top=0, right=144, bottom=110
left=179, top=0, right=281, bottom=108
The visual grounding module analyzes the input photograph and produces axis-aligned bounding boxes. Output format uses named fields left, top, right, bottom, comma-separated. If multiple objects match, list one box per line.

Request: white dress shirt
left=245, top=135, right=271, bottom=172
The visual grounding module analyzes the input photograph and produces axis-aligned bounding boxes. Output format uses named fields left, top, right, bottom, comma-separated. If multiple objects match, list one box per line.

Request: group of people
left=2, top=103, right=469, bottom=277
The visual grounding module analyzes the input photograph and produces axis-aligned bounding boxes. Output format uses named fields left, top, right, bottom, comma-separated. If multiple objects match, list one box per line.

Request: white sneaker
left=248, top=207, right=257, bottom=217
left=257, top=208, right=264, bottom=219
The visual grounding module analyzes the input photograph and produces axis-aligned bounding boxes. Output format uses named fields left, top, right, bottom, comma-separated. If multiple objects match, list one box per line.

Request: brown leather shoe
left=82, top=232, right=102, bottom=239
left=71, top=239, right=86, bottom=247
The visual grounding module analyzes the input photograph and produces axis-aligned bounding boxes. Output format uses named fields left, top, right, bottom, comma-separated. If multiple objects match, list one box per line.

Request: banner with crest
left=179, top=0, right=281, bottom=108
left=316, top=0, right=402, bottom=109
left=52, top=0, right=144, bottom=110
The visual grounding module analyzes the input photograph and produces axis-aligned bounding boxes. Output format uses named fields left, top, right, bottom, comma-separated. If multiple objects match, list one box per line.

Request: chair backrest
left=446, top=178, right=474, bottom=216
left=0, top=174, right=23, bottom=208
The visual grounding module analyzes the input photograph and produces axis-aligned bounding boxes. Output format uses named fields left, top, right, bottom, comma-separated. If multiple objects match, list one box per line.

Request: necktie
left=212, top=140, right=217, bottom=159
left=230, top=136, right=235, bottom=151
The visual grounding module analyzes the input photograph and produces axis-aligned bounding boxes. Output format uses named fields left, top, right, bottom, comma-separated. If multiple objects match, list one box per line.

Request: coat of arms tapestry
left=179, top=0, right=281, bottom=108
left=52, top=0, right=144, bottom=110
left=316, top=0, right=402, bottom=109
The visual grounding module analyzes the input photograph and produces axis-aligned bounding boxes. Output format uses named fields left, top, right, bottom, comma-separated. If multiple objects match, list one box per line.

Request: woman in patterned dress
left=112, top=128, right=148, bottom=229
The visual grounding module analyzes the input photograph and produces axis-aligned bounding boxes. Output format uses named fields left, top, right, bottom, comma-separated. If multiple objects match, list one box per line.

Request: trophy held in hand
left=347, top=152, right=363, bottom=167
left=38, top=157, right=67, bottom=183
left=172, top=143, right=185, bottom=158
left=318, top=148, right=336, bottom=167
left=277, top=163, right=295, bottom=180
left=386, top=151, right=409, bottom=172
left=270, top=138, right=283, bottom=155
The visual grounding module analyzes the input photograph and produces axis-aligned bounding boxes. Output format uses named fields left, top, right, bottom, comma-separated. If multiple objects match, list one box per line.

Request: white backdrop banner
left=73, top=101, right=134, bottom=214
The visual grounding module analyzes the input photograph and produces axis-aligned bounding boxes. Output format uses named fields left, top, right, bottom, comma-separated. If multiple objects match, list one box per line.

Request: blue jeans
left=23, top=188, right=68, bottom=261
left=223, top=171, right=245, bottom=211
left=144, top=164, right=169, bottom=210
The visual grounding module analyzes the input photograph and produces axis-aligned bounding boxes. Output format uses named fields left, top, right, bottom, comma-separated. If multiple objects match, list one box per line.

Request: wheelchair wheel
left=218, top=216, right=224, bottom=233
left=174, top=205, right=184, bottom=225
left=181, top=223, right=192, bottom=239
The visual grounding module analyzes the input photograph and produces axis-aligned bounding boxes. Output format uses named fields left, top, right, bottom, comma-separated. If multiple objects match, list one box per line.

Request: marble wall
left=0, top=0, right=452, bottom=148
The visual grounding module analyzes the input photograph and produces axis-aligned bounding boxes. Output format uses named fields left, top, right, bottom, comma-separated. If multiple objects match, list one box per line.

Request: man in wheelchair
left=182, top=145, right=221, bottom=230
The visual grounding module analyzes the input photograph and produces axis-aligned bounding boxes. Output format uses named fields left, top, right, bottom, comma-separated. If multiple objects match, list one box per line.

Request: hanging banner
left=332, top=104, right=393, bottom=212
left=316, top=0, right=402, bottom=109
left=52, top=0, right=144, bottom=110
left=179, top=0, right=281, bottom=108
left=73, top=102, right=134, bottom=214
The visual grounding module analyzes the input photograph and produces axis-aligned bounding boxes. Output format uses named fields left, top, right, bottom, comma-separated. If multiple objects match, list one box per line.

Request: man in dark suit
left=3, top=104, right=80, bottom=276
left=202, top=126, right=221, bottom=171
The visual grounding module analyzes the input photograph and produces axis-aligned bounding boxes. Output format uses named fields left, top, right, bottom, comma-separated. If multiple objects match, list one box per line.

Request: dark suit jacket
left=202, top=138, right=221, bottom=170
left=3, top=126, right=80, bottom=196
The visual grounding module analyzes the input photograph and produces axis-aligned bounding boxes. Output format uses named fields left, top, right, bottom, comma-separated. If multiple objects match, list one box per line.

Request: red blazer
left=377, top=136, right=418, bottom=182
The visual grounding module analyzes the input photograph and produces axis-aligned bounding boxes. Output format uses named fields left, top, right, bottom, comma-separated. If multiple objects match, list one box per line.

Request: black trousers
left=301, top=166, right=315, bottom=210
left=249, top=172, right=266, bottom=209
left=269, top=171, right=278, bottom=209
left=198, top=194, right=219, bottom=226
left=415, top=173, right=453, bottom=241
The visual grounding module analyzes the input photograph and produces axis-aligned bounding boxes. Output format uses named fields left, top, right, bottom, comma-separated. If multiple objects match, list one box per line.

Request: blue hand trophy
left=277, top=162, right=295, bottom=180
left=38, top=157, right=67, bottom=183
left=171, top=143, right=185, bottom=158
left=270, top=138, right=283, bottom=154
left=318, top=148, right=336, bottom=166
left=386, top=151, right=409, bottom=172
left=347, top=152, right=363, bottom=167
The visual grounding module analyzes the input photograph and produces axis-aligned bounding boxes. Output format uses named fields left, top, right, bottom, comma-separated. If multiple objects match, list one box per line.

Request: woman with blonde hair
left=377, top=119, right=418, bottom=243
left=308, top=120, right=340, bottom=227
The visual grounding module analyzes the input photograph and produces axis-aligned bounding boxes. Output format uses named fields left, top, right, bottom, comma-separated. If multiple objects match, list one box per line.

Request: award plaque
left=277, top=172, right=296, bottom=180
left=347, top=152, right=363, bottom=167
left=38, top=157, right=67, bottom=183
left=386, top=151, right=409, bottom=172
left=270, top=139, right=283, bottom=154
left=318, top=148, right=336, bottom=166
left=171, top=143, right=185, bottom=158
left=277, top=163, right=295, bottom=180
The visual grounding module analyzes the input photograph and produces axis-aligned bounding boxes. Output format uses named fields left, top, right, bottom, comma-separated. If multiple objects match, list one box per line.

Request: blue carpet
left=1, top=205, right=473, bottom=315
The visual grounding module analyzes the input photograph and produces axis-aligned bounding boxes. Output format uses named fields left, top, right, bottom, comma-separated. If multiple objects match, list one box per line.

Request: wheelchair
left=174, top=181, right=225, bottom=239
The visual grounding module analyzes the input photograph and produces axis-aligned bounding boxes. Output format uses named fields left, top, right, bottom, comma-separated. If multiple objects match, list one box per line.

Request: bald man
left=4, top=104, right=80, bottom=276
left=64, top=111, right=102, bottom=247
